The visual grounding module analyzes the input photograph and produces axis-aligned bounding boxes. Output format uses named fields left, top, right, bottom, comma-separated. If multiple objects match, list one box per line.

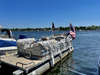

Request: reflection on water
left=44, top=53, right=78, bottom=75
left=44, top=53, right=88, bottom=75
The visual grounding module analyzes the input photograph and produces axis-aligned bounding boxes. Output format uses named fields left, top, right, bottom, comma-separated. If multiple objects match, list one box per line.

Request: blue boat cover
left=0, top=40, right=17, bottom=47
left=19, top=35, right=27, bottom=39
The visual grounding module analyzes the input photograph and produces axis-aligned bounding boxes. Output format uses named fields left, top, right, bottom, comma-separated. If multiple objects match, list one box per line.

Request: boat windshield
left=0, top=30, right=9, bottom=38
left=0, top=31, right=7, bottom=35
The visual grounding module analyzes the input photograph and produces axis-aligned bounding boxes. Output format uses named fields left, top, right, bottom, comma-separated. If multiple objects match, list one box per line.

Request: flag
left=70, top=23, right=76, bottom=39
left=52, top=22, right=55, bottom=32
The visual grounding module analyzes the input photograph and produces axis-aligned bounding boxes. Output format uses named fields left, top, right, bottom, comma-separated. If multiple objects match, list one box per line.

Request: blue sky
left=0, top=0, right=100, bottom=28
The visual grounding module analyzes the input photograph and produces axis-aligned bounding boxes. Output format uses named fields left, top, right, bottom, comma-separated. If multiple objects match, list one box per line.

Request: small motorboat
left=0, top=28, right=17, bottom=55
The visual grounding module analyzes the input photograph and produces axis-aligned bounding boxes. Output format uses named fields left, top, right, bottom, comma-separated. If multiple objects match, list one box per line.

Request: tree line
left=1, top=25, right=100, bottom=31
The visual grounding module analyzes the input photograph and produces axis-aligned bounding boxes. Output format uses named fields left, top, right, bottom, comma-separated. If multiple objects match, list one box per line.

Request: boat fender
left=68, top=46, right=71, bottom=53
left=59, top=49, right=62, bottom=60
left=25, top=67, right=28, bottom=74
left=51, top=54, right=54, bottom=67
left=51, top=49, right=55, bottom=67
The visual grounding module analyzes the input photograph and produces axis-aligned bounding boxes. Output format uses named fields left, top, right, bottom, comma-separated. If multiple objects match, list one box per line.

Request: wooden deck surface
left=0, top=54, right=42, bottom=69
left=0, top=47, right=74, bottom=70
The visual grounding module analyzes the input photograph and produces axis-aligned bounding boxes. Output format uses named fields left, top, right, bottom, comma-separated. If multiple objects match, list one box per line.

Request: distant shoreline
left=0, top=25, right=100, bottom=31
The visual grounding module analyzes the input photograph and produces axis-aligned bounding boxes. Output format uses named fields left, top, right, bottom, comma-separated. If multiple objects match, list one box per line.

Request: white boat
left=0, top=28, right=17, bottom=55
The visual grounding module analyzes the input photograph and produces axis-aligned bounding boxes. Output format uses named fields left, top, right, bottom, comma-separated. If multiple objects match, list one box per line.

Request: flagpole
left=69, top=23, right=76, bottom=39
left=69, top=22, right=70, bottom=35
left=51, top=22, right=55, bottom=36
left=51, top=30, right=52, bottom=36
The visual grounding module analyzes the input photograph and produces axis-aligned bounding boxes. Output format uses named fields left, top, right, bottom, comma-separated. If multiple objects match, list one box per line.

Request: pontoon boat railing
left=16, top=62, right=35, bottom=68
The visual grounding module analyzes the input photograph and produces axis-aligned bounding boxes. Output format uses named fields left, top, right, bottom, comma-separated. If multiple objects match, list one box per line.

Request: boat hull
left=0, top=38, right=17, bottom=55
left=0, top=47, right=17, bottom=55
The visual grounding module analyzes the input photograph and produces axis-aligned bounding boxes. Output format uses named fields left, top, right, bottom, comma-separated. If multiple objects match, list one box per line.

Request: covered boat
left=17, top=33, right=72, bottom=60
left=16, top=22, right=75, bottom=60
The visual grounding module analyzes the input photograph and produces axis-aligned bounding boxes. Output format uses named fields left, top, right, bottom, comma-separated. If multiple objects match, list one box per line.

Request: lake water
left=1, top=31, right=100, bottom=75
